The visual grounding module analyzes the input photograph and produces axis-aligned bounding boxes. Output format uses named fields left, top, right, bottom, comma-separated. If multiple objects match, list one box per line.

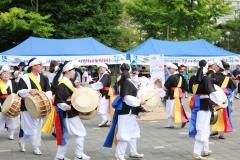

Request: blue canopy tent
left=0, top=36, right=125, bottom=65
left=127, top=38, right=239, bottom=66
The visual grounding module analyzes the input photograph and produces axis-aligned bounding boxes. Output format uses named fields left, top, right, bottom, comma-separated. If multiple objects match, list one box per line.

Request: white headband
left=28, top=58, right=45, bottom=67
left=98, top=63, right=108, bottom=69
left=62, top=60, right=81, bottom=73
left=0, top=65, right=10, bottom=75
left=214, top=60, right=224, bottom=70
left=167, top=63, right=178, bottom=70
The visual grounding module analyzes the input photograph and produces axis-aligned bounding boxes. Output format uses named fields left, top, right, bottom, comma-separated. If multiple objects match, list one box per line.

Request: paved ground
left=0, top=98, right=239, bottom=160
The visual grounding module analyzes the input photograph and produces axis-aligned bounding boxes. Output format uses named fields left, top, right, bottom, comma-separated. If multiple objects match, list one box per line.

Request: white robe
left=0, top=80, right=19, bottom=130
left=195, top=111, right=211, bottom=142
left=117, top=93, right=141, bottom=142
left=166, top=99, right=175, bottom=118
left=18, top=74, right=51, bottom=136
left=91, top=71, right=110, bottom=121
left=0, top=113, right=19, bottom=130
left=57, top=77, right=86, bottom=138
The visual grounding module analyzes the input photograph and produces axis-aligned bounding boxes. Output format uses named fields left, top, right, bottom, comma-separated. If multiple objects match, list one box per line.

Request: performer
left=47, top=60, right=59, bottom=85
left=54, top=61, right=90, bottom=160
left=189, top=60, right=225, bottom=160
left=104, top=62, right=145, bottom=160
left=130, top=65, right=140, bottom=87
left=206, top=61, right=215, bottom=77
left=0, top=65, right=19, bottom=140
left=222, top=61, right=232, bottom=77
left=18, top=58, right=52, bottom=155
left=91, top=63, right=112, bottom=127
left=211, top=60, right=236, bottom=139
left=13, top=62, right=26, bottom=83
left=164, top=63, right=188, bottom=128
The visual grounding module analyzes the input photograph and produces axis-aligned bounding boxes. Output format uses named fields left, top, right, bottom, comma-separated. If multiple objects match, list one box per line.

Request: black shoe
left=181, top=122, right=187, bottom=128
left=164, top=125, right=174, bottom=129
left=219, top=135, right=226, bottom=139
left=52, top=132, right=56, bottom=138
left=210, top=132, right=218, bottom=137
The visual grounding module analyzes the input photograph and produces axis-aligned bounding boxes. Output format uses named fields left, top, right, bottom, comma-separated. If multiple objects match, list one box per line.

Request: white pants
left=194, top=111, right=211, bottom=156
left=20, top=111, right=43, bottom=149
left=98, top=97, right=110, bottom=122
left=56, top=136, right=84, bottom=159
left=19, top=134, right=39, bottom=150
left=0, top=112, right=19, bottom=137
left=56, top=116, right=86, bottom=159
left=166, top=99, right=174, bottom=118
left=166, top=99, right=175, bottom=125
left=117, top=114, right=140, bottom=141
left=115, top=114, right=140, bottom=158
left=115, top=138, right=138, bottom=159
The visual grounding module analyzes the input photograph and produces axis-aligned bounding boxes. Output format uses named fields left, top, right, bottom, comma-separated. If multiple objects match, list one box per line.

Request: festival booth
left=0, top=36, right=126, bottom=65
left=127, top=38, right=239, bottom=66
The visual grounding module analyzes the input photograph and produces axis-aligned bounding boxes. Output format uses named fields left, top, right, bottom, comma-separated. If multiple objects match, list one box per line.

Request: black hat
left=221, top=60, right=230, bottom=70
left=199, top=60, right=207, bottom=68
left=120, top=63, right=130, bottom=72
left=18, top=62, right=26, bottom=67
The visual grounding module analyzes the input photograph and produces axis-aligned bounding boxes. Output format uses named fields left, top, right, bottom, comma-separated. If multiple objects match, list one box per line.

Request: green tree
left=218, top=16, right=240, bottom=53
left=39, top=0, right=123, bottom=50
left=0, top=0, right=124, bottom=51
left=0, top=7, right=54, bottom=51
left=116, top=3, right=141, bottom=51
left=125, top=0, right=231, bottom=42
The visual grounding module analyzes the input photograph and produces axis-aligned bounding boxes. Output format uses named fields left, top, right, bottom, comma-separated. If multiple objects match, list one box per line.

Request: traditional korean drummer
left=104, top=62, right=145, bottom=160
left=188, top=60, right=226, bottom=160
left=91, top=63, right=112, bottom=127
left=164, top=63, right=188, bottom=128
left=0, top=65, right=19, bottom=140
left=18, top=57, right=52, bottom=155
left=210, top=60, right=236, bottom=139
left=54, top=61, right=90, bottom=160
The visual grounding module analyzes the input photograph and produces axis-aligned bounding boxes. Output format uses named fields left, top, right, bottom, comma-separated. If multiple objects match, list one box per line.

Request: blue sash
left=103, top=96, right=123, bottom=148
left=189, top=95, right=200, bottom=138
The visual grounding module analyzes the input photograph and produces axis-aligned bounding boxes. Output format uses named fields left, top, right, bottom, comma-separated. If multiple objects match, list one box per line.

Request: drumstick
left=143, top=93, right=159, bottom=102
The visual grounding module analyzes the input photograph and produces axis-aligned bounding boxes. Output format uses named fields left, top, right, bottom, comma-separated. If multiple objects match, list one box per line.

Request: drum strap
left=177, top=76, right=182, bottom=88
left=0, top=80, right=7, bottom=94
left=173, top=76, right=183, bottom=98
left=221, top=77, right=229, bottom=89
left=28, top=73, right=42, bottom=91
left=58, top=80, right=76, bottom=92
left=193, top=84, right=199, bottom=94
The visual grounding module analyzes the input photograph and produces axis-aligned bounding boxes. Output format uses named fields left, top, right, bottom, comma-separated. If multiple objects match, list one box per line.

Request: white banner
left=149, top=55, right=165, bottom=83
left=0, top=54, right=126, bottom=66
left=131, top=54, right=240, bottom=66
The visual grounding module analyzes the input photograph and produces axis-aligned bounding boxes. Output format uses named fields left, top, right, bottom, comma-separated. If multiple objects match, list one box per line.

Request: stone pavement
left=0, top=99, right=239, bottom=160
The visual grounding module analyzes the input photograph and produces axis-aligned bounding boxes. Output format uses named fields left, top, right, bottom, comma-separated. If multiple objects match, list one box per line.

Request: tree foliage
left=0, top=0, right=123, bottom=51
left=0, top=7, right=54, bottom=51
left=0, top=0, right=238, bottom=53
left=125, top=0, right=232, bottom=42
left=218, top=16, right=240, bottom=53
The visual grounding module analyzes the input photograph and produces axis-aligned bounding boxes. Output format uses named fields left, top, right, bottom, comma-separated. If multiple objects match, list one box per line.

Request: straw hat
left=71, top=87, right=100, bottom=113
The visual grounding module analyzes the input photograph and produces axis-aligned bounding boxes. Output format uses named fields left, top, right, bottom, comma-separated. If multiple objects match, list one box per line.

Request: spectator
left=47, top=60, right=59, bottom=85
left=13, top=62, right=26, bottom=83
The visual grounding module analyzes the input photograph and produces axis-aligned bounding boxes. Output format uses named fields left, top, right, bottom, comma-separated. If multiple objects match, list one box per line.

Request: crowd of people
left=164, top=59, right=239, bottom=160
left=0, top=57, right=239, bottom=160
